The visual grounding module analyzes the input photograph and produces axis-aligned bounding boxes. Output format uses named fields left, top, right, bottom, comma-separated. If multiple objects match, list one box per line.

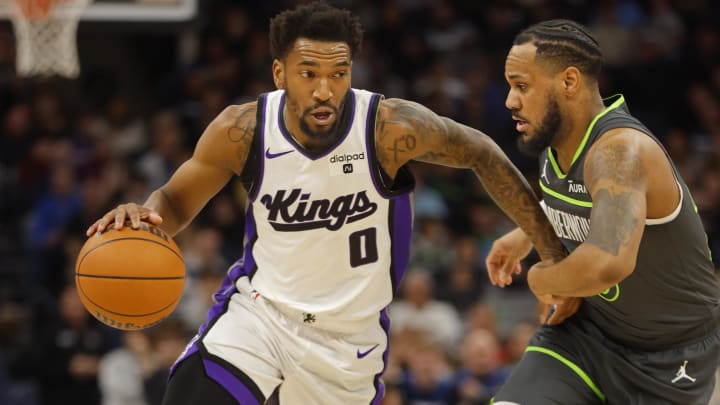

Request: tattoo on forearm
left=586, top=188, right=639, bottom=255
left=227, top=107, right=256, bottom=143
left=472, top=142, right=565, bottom=259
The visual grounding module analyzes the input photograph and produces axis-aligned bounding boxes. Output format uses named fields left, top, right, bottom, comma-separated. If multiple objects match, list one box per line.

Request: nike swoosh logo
left=356, top=344, right=379, bottom=359
left=265, top=148, right=294, bottom=159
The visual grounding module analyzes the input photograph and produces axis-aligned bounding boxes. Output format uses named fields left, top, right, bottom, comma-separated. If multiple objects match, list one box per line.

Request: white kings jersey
left=235, top=88, right=415, bottom=334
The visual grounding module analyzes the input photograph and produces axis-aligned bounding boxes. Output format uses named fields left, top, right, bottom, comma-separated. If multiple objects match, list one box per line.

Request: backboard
left=0, top=0, right=197, bottom=21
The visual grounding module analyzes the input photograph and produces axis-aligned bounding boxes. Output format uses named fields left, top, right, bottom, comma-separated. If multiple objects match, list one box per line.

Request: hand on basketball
left=86, top=203, right=163, bottom=236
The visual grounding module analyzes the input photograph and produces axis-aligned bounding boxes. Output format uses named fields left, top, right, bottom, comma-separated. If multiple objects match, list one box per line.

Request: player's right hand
left=485, top=228, right=534, bottom=287
left=86, top=203, right=163, bottom=236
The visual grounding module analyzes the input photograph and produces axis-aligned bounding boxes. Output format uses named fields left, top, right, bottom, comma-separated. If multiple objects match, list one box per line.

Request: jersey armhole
left=365, top=94, right=415, bottom=197
left=645, top=180, right=683, bottom=226
left=240, top=94, right=266, bottom=200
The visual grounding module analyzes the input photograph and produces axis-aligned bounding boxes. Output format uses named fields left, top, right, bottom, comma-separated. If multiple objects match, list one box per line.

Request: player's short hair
left=513, top=19, right=602, bottom=80
left=269, top=1, right=363, bottom=61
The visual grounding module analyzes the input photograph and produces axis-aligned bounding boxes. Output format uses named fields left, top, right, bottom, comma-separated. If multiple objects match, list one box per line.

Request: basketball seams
left=76, top=281, right=183, bottom=318
left=75, top=274, right=185, bottom=280
left=77, top=236, right=184, bottom=273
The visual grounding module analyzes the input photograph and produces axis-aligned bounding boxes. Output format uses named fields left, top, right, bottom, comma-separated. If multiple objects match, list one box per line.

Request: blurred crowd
left=0, top=0, right=719, bottom=404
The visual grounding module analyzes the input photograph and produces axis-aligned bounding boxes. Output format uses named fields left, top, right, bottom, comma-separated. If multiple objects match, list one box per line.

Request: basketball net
left=7, top=0, right=92, bottom=78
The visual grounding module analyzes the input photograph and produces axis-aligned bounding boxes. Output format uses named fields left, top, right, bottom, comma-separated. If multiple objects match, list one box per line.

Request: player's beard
left=517, top=91, right=562, bottom=156
left=286, top=88, right=345, bottom=140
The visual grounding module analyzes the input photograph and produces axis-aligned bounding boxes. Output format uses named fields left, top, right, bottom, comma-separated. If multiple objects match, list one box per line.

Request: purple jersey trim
left=371, top=308, right=391, bottom=405
left=241, top=204, right=259, bottom=279
left=248, top=93, right=267, bottom=201
left=364, top=93, right=386, bottom=197
left=360, top=91, right=413, bottom=294
left=390, top=194, right=412, bottom=292
left=203, top=358, right=262, bottom=405
left=277, top=90, right=357, bottom=160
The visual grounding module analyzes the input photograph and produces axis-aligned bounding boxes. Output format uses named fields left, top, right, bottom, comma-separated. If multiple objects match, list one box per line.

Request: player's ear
left=272, top=59, right=285, bottom=89
left=561, top=66, right=580, bottom=96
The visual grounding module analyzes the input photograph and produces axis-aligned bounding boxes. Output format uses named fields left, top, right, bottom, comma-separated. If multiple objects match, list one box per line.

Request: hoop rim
left=9, top=0, right=70, bottom=20
left=0, top=0, right=197, bottom=22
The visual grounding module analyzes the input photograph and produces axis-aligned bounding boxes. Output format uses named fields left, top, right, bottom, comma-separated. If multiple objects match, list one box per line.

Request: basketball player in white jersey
left=86, top=2, right=569, bottom=404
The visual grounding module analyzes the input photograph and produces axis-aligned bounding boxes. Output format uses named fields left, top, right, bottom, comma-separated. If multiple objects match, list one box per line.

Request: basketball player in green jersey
left=486, top=20, right=720, bottom=404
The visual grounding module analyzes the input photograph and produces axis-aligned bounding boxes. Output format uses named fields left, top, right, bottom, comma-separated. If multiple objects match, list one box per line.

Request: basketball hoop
left=7, top=0, right=92, bottom=78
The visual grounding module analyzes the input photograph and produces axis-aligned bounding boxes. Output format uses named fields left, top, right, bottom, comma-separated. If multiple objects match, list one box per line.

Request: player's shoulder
left=584, top=126, right=659, bottom=185
left=195, top=101, right=258, bottom=173
left=589, top=126, right=657, bottom=160
left=210, top=101, right=259, bottom=131
left=378, top=97, right=421, bottom=112
left=377, top=98, right=432, bottom=126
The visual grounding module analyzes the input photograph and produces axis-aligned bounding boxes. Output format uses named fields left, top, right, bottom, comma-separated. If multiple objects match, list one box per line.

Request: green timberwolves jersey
left=539, top=94, right=720, bottom=349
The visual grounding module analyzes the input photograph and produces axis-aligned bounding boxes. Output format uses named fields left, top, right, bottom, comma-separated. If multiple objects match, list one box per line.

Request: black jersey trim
left=241, top=94, right=267, bottom=200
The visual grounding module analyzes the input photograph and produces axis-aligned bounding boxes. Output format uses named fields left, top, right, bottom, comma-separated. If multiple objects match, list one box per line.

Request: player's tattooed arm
left=89, top=102, right=257, bottom=237
left=527, top=130, right=647, bottom=297
left=145, top=102, right=257, bottom=235
left=225, top=103, right=258, bottom=174
left=584, top=141, right=646, bottom=256
left=376, top=98, right=565, bottom=261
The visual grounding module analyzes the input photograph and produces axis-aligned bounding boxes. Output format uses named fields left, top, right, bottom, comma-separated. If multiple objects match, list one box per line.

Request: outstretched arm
left=88, top=102, right=257, bottom=237
left=376, top=98, right=565, bottom=262
left=526, top=128, right=647, bottom=297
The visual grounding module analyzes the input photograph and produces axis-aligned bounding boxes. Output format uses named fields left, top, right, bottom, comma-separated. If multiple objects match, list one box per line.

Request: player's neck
left=551, top=93, right=605, bottom=171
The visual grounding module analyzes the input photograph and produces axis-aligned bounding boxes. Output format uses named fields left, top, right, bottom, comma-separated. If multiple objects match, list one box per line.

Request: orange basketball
left=75, top=223, right=185, bottom=331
